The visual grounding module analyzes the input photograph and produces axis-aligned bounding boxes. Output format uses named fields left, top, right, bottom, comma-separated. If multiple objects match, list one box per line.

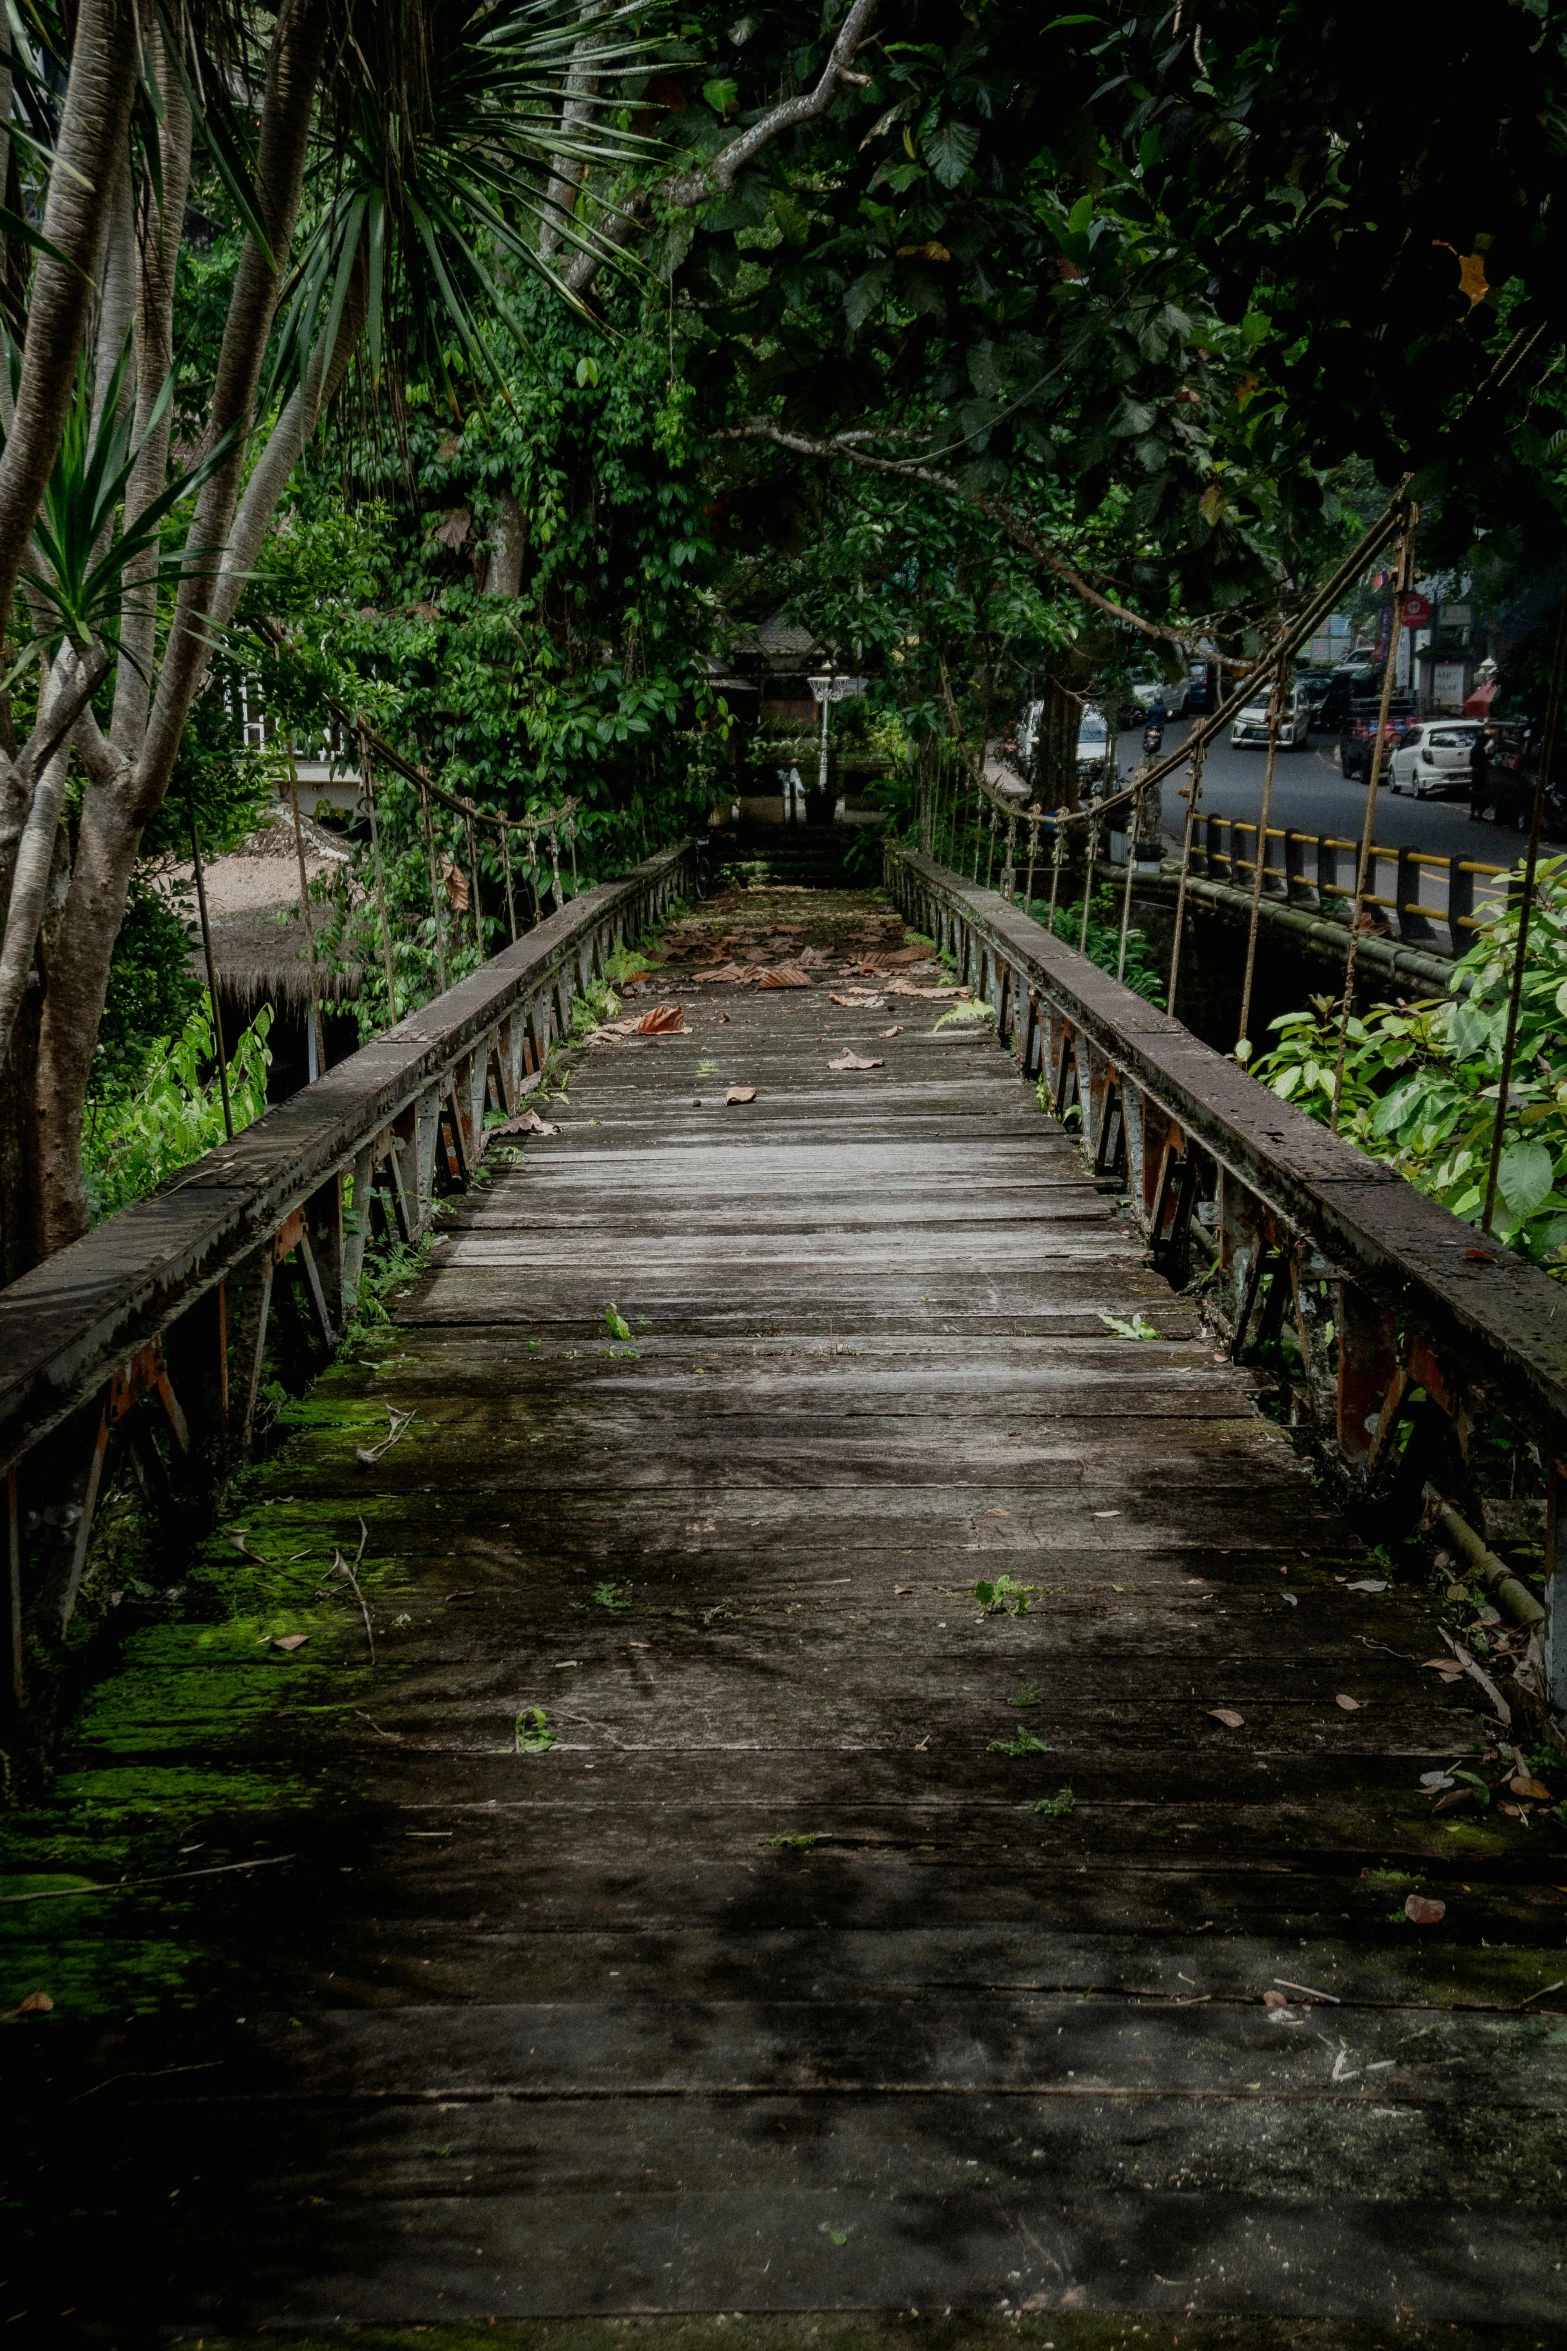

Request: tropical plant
left=83, top=999, right=273, bottom=1223
left=1251, top=860, right=1567, bottom=1272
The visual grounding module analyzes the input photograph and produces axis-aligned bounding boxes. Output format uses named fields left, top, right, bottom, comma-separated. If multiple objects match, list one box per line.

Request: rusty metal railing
left=1189, top=813, right=1511, bottom=959
left=885, top=841, right=1567, bottom=1721
left=0, top=842, right=695, bottom=1691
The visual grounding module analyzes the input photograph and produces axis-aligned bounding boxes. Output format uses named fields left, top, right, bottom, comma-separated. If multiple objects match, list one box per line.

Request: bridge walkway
left=7, top=881, right=1567, bottom=2342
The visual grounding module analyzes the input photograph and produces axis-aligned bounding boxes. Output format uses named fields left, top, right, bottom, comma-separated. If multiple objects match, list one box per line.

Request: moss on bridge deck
left=3, top=882, right=1565, bottom=2342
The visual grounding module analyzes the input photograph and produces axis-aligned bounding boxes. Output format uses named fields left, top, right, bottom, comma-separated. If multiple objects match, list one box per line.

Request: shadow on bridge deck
left=4, top=882, right=1565, bottom=2347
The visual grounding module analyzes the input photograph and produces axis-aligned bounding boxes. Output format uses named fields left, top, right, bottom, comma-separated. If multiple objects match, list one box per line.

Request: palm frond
left=273, top=0, right=672, bottom=402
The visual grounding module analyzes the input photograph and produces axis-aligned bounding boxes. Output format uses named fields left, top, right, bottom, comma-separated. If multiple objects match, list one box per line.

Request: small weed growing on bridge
left=604, top=1303, right=635, bottom=1342
left=1011, top=1682, right=1040, bottom=1707
left=933, top=997, right=995, bottom=1029
left=1099, top=1311, right=1159, bottom=1340
left=515, top=1707, right=556, bottom=1754
left=989, top=1727, right=1052, bottom=1758
left=592, top=1581, right=633, bottom=1611
left=770, top=1832, right=822, bottom=1851
left=1035, top=1786, right=1075, bottom=1817
left=974, top=1574, right=1038, bottom=1616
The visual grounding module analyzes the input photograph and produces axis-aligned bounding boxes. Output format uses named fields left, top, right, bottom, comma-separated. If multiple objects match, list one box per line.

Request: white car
left=1229, top=680, right=1312, bottom=750
left=1076, top=704, right=1112, bottom=781
left=1388, top=719, right=1486, bottom=798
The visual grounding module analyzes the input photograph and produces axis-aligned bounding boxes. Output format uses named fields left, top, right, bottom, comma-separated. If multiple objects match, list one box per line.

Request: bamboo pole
left=1481, top=589, right=1567, bottom=1233
left=286, top=751, right=327, bottom=1079
left=1236, top=656, right=1288, bottom=1058
left=1331, top=511, right=1416, bottom=1130
left=417, top=778, right=449, bottom=993
left=358, top=729, right=399, bottom=1021
left=1167, top=737, right=1206, bottom=1017
left=186, top=802, right=233, bottom=1140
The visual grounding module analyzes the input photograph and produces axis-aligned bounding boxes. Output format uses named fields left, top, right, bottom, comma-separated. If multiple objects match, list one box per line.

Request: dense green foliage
left=1252, top=862, right=1567, bottom=1272
left=84, top=1002, right=273, bottom=1224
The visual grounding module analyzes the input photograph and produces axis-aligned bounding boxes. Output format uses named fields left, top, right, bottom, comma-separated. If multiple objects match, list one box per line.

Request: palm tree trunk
left=0, top=0, right=138, bottom=643
left=137, top=0, right=331, bottom=803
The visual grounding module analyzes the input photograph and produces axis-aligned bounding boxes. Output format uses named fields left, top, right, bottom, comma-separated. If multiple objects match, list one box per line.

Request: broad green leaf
left=1498, top=1138, right=1555, bottom=1219
left=923, top=119, right=981, bottom=188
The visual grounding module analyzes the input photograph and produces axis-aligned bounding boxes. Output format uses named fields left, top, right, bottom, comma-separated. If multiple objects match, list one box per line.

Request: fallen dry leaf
left=878, top=1025, right=903, bottom=1037
left=692, top=962, right=757, bottom=985
left=725, top=1085, right=757, bottom=1105
left=495, top=1106, right=557, bottom=1138
left=273, top=1633, right=309, bottom=1653
left=1334, top=1694, right=1363, bottom=1712
left=1344, top=1578, right=1388, bottom=1593
left=1262, top=1989, right=1290, bottom=2009
left=1432, top=1786, right=1476, bottom=1814
left=13, top=1989, right=53, bottom=2014
left=828, top=1050, right=885, bottom=1072
left=1208, top=1707, right=1245, bottom=1729
left=886, top=978, right=961, bottom=1000
left=759, top=964, right=813, bottom=989
left=798, top=947, right=834, bottom=966
left=880, top=945, right=930, bottom=966
left=1404, top=1894, right=1446, bottom=1926
left=1419, top=1656, right=1465, bottom=1678
left=1510, top=1775, right=1553, bottom=1802
left=636, top=1005, right=687, bottom=1033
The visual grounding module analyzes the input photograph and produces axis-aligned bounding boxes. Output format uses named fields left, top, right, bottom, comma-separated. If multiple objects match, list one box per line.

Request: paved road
left=1117, top=721, right=1553, bottom=863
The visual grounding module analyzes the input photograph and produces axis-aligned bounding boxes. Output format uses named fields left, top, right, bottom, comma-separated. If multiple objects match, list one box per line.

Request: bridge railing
left=0, top=842, right=695, bottom=1687
left=1189, top=812, right=1511, bottom=958
left=885, top=841, right=1567, bottom=1719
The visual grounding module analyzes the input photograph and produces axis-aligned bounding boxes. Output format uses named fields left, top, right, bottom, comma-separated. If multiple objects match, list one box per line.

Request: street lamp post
left=806, top=672, right=868, bottom=825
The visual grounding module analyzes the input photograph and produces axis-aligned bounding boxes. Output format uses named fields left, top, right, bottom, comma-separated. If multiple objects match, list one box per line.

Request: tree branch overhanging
left=718, top=417, right=1194, bottom=647
left=564, top=0, right=880, bottom=298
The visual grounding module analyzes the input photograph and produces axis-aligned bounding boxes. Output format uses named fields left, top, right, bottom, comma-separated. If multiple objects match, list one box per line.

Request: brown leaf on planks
left=1334, top=1694, right=1364, bottom=1711
left=636, top=1005, right=688, bottom=1032
left=878, top=1024, right=902, bottom=1036
left=758, top=964, right=813, bottom=989
left=495, top=1106, right=557, bottom=1138
left=725, top=1085, right=757, bottom=1105
left=798, top=946, right=834, bottom=966
left=1207, top=1707, right=1245, bottom=1729
left=879, top=945, right=932, bottom=965
left=692, top=962, right=757, bottom=985
left=12, top=1989, right=53, bottom=2014
left=886, top=978, right=961, bottom=999
left=1510, top=1775, right=1553, bottom=1802
left=273, top=1634, right=309, bottom=1653
left=828, top=1050, right=885, bottom=1072
left=1419, top=1656, right=1465, bottom=1679
left=1404, top=1894, right=1447, bottom=1926
left=1262, top=1989, right=1290, bottom=2009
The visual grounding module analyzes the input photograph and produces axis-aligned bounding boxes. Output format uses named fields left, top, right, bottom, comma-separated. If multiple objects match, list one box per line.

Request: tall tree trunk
left=0, top=0, right=137, bottom=639
left=111, top=27, right=194, bottom=756
left=137, top=0, right=331, bottom=802
left=31, top=781, right=140, bottom=1254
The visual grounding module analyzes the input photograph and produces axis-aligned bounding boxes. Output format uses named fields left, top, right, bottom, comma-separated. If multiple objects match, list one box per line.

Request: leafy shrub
left=1024, top=884, right=1167, bottom=1005
left=1251, top=856, right=1567, bottom=1272
left=83, top=1000, right=273, bottom=1223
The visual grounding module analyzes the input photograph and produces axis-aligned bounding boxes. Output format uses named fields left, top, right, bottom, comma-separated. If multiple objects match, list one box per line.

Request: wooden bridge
left=3, top=844, right=1567, bottom=2343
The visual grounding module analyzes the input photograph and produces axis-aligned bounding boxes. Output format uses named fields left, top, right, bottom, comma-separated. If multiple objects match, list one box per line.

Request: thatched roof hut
left=193, top=806, right=363, bottom=1022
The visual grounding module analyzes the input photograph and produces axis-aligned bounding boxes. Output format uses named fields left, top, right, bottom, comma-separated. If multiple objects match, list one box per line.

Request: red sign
left=1402, top=591, right=1433, bottom=626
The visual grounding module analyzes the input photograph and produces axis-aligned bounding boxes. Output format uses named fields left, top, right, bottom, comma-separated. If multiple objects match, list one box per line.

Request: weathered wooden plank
left=9, top=880, right=1565, bottom=2340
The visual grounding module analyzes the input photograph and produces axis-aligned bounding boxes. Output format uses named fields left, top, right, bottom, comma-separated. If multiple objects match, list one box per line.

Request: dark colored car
left=1338, top=695, right=1417, bottom=782
left=1319, top=663, right=1383, bottom=735
left=1180, top=660, right=1218, bottom=715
